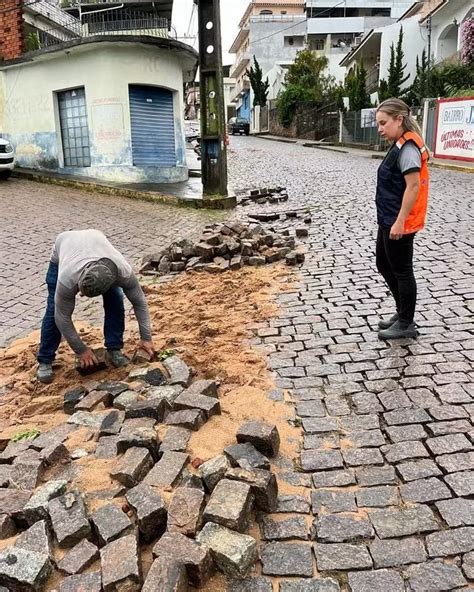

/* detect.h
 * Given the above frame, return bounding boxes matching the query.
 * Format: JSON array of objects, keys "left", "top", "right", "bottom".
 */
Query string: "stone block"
[
  {"left": 22, "top": 480, "right": 67, "bottom": 524},
  {"left": 227, "top": 576, "right": 273, "bottom": 592},
  {"left": 236, "top": 421, "right": 280, "bottom": 457},
  {"left": 312, "top": 469, "right": 356, "bottom": 488},
  {"left": 63, "top": 387, "right": 87, "bottom": 414},
  {"left": 342, "top": 447, "right": 384, "bottom": 466},
  {"left": 0, "top": 547, "right": 52, "bottom": 591},
  {"left": 314, "top": 543, "right": 372, "bottom": 571},
  {"left": 347, "top": 569, "right": 405, "bottom": 592},
  {"left": 99, "top": 410, "right": 125, "bottom": 436},
  {"left": 95, "top": 436, "right": 119, "bottom": 459},
  {"left": 302, "top": 417, "right": 338, "bottom": 434},
  {"left": 279, "top": 579, "right": 340, "bottom": 592},
  {"left": 48, "top": 491, "right": 91, "bottom": 547},
  {"left": 370, "top": 536, "right": 427, "bottom": 568},
  {"left": 153, "top": 532, "right": 213, "bottom": 588},
  {"left": 463, "top": 551, "right": 474, "bottom": 579},
  {"left": 168, "top": 487, "right": 205, "bottom": 537},
  {"left": 174, "top": 391, "right": 220, "bottom": 419},
  {"left": 59, "top": 572, "right": 102, "bottom": 592},
  {"left": 142, "top": 557, "right": 188, "bottom": 592},
  {"left": 145, "top": 368, "right": 167, "bottom": 387},
  {"left": 163, "top": 356, "right": 192, "bottom": 387},
  {"left": 405, "top": 560, "right": 467, "bottom": 592},
  {"left": 385, "top": 424, "right": 427, "bottom": 442},
  {"left": 15, "top": 520, "right": 52, "bottom": 556},
  {"left": 10, "top": 458, "right": 44, "bottom": 490},
  {"left": 166, "top": 409, "right": 206, "bottom": 431},
  {"left": 224, "top": 442, "right": 270, "bottom": 470},
  {"left": 260, "top": 516, "right": 308, "bottom": 541},
  {"left": 197, "top": 522, "right": 258, "bottom": 578},
  {"left": 225, "top": 467, "right": 278, "bottom": 512},
  {"left": 397, "top": 459, "right": 442, "bottom": 482},
  {"left": 125, "top": 484, "right": 167, "bottom": 542},
  {"left": 96, "top": 381, "right": 129, "bottom": 397},
  {"left": 436, "top": 451, "right": 474, "bottom": 473},
  {"left": 315, "top": 514, "right": 374, "bottom": 543},
  {"left": 67, "top": 411, "right": 109, "bottom": 429},
  {"left": 383, "top": 409, "right": 431, "bottom": 425},
  {"left": 161, "top": 427, "right": 192, "bottom": 452},
  {"left": 369, "top": 505, "right": 439, "bottom": 539},
  {"left": 57, "top": 539, "right": 99, "bottom": 575},
  {"left": 0, "top": 489, "right": 33, "bottom": 523},
  {"left": 400, "top": 477, "right": 451, "bottom": 503},
  {"left": 276, "top": 495, "right": 310, "bottom": 514},
  {"left": 184, "top": 380, "right": 218, "bottom": 399},
  {"left": 356, "top": 486, "right": 400, "bottom": 508},
  {"left": 116, "top": 426, "right": 160, "bottom": 460},
  {"left": 426, "top": 433, "right": 472, "bottom": 456},
  {"left": 142, "top": 450, "right": 188, "bottom": 488},
  {"left": 125, "top": 398, "right": 168, "bottom": 422},
  {"left": 91, "top": 504, "right": 134, "bottom": 547},
  {"left": 101, "top": 534, "right": 141, "bottom": 592},
  {"left": 300, "top": 450, "right": 343, "bottom": 472},
  {"left": 199, "top": 455, "right": 231, "bottom": 492},
  {"left": 426, "top": 527, "right": 474, "bottom": 557},
  {"left": 381, "top": 440, "right": 429, "bottom": 463},
  {"left": 311, "top": 489, "right": 357, "bottom": 514},
  {"left": 436, "top": 498, "right": 474, "bottom": 527},
  {"left": 355, "top": 466, "right": 397, "bottom": 487},
  {"left": 261, "top": 542, "right": 313, "bottom": 577},
  {"left": 202, "top": 479, "right": 253, "bottom": 533},
  {"left": 114, "top": 390, "right": 140, "bottom": 410},
  {"left": 75, "top": 390, "right": 111, "bottom": 411},
  {"left": 110, "top": 447, "right": 153, "bottom": 488},
  {"left": 444, "top": 470, "right": 474, "bottom": 496},
  {"left": 0, "top": 515, "right": 16, "bottom": 539},
  {"left": 0, "top": 466, "right": 11, "bottom": 488}
]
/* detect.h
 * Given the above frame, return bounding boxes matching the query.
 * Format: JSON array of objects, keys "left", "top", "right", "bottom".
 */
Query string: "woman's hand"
[
  {"left": 390, "top": 220, "right": 405, "bottom": 240},
  {"left": 138, "top": 340, "right": 156, "bottom": 357}
]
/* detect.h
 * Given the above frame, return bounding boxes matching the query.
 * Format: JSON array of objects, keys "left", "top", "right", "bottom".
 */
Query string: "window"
[
  {"left": 259, "top": 9, "right": 273, "bottom": 15},
  {"left": 57, "top": 87, "right": 91, "bottom": 168},
  {"left": 288, "top": 37, "right": 294, "bottom": 46},
  {"left": 281, "top": 10, "right": 287, "bottom": 14}
]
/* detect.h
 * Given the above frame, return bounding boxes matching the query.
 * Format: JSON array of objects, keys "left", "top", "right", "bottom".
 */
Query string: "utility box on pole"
[{"left": 195, "top": 0, "right": 228, "bottom": 197}]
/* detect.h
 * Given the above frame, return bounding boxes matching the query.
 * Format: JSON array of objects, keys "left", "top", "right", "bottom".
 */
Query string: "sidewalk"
[
  {"left": 257, "top": 134, "right": 474, "bottom": 173},
  {"left": 12, "top": 148, "right": 236, "bottom": 210}
]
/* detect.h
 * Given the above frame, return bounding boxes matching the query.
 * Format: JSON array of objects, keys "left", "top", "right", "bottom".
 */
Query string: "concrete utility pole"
[{"left": 195, "top": 0, "right": 228, "bottom": 196}]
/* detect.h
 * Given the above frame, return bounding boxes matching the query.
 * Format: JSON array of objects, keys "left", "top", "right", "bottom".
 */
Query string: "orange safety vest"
[{"left": 396, "top": 131, "right": 430, "bottom": 234}]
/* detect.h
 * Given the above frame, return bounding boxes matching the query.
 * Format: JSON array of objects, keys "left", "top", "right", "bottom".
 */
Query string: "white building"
[
  {"left": 306, "top": 0, "right": 414, "bottom": 82},
  {"left": 340, "top": 0, "right": 474, "bottom": 98}
]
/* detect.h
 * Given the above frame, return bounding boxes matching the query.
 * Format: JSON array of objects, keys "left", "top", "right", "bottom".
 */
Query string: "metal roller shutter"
[{"left": 129, "top": 85, "right": 176, "bottom": 167}]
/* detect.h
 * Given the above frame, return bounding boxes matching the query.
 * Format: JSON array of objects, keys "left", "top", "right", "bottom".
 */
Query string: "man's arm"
[
  {"left": 122, "top": 275, "right": 153, "bottom": 344},
  {"left": 54, "top": 285, "right": 88, "bottom": 355}
]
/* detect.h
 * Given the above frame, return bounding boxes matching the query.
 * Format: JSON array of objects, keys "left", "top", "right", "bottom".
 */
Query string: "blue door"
[{"left": 129, "top": 85, "right": 176, "bottom": 166}]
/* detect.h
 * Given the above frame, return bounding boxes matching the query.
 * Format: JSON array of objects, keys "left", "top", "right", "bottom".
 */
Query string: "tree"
[
  {"left": 247, "top": 57, "right": 269, "bottom": 108},
  {"left": 378, "top": 27, "right": 410, "bottom": 101},
  {"left": 276, "top": 48, "right": 336, "bottom": 126},
  {"left": 346, "top": 62, "right": 371, "bottom": 111}
]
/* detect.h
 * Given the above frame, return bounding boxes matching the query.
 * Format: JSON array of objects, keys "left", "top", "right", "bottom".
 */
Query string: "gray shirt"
[
  {"left": 51, "top": 229, "right": 152, "bottom": 354},
  {"left": 398, "top": 142, "right": 422, "bottom": 175}
]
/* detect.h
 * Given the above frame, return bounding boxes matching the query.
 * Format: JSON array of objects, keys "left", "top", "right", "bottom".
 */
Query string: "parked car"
[
  {"left": 228, "top": 117, "right": 250, "bottom": 136},
  {"left": 0, "top": 138, "right": 15, "bottom": 179}
]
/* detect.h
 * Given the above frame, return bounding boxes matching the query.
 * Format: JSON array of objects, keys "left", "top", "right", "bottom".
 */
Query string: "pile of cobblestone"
[
  {"left": 238, "top": 187, "right": 289, "bottom": 206},
  {"left": 141, "top": 219, "right": 308, "bottom": 277},
  {"left": 0, "top": 354, "right": 284, "bottom": 591}
]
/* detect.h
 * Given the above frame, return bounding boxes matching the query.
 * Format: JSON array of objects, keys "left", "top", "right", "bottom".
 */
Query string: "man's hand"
[
  {"left": 79, "top": 348, "right": 98, "bottom": 369},
  {"left": 138, "top": 340, "right": 155, "bottom": 357},
  {"left": 390, "top": 220, "right": 405, "bottom": 240}
]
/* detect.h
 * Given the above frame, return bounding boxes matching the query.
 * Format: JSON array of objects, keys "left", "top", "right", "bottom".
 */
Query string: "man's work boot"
[
  {"left": 378, "top": 320, "right": 417, "bottom": 340},
  {"left": 106, "top": 349, "right": 130, "bottom": 368},
  {"left": 378, "top": 312, "right": 399, "bottom": 330},
  {"left": 37, "top": 363, "right": 53, "bottom": 384}
]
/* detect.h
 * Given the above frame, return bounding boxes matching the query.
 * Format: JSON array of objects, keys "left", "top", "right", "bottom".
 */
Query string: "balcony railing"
[
  {"left": 231, "top": 79, "right": 250, "bottom": 103},
  {"left": 230, "top": 51, "right": 251, "bottom": 79}
]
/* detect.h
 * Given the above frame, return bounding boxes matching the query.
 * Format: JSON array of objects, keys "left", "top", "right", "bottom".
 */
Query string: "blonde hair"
[{"left": 377, "top": 98, "right": 423, "bottom": 137}]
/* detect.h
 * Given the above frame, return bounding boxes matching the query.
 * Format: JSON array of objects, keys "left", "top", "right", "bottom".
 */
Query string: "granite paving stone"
[
  {"left": 381, "top": 440, "right": 429, "bottom": 463},
  {"left": 261, "top": 542, "right": 313, "bottom": 577},
  {"left": 426, "top": 527, "right": 474, "bottom": 557},
  {"left": 436, "top": 451, "right": 474, "bottom": 473},
  {"left": 279, "top": 579, "right": 340, "bottom": 592},
  {"left": 436, "top": 498, "right": 474, "bottom": 527},
  {"left": 396, "top": 459, "right": 442, "bottom": 482},
  {"left": 444, "top": 470, "right": 474, "bottom": 496},
  {"left": 315, "top": 513, "right": 374, "bottom": 542},
  {"left": 425, "top": 433, "right": 472, "bottom": 456},
  {"left": 400, "top": 477, "right": 452, "bottom": 503},
  {"left": 260, "top": 515, "right": 308, "bottom": 541},
  {"left": 347, "top": 569, "right": 405, "bottom": 591},
  {"left": 462, "top": 551, "right": 474, "bottom": 579},
  {"left": 405, "top": 560, "right": 468, "bottom": 591},
  {"left": 311, "top": 489, "right": 357, "bottom": 514},
  {"left": 312, "top": 469, "right": 356, "bottom": 488},
  {"left": 314, "top": 543, "right": 372, "bottom": 571},
  {"left": 370, "top": 536, "right": 427, "bottom": 568},
  {"left": 300, "top": 450, "right": 344, "bottom": 471},
  {"left": 385, "top": 424, "right": 428, "bottom": 442},
  {"left": 142, "top": 557, "right": 187, "bottom": 592},
  {"left": 202, "top": 479, "right": 253, "bottom": 533},
  {"left": 342, "top": 447, "right": 384, "bottom": 467},
  {"left": 355, "top": 466, "right": 397, "bottom": 487},
  {"left": 356, "top": 485, "right": 400, "bottom": 508},
  {"left": 369, "top": 505, "right": 439, "bottom": 538}
]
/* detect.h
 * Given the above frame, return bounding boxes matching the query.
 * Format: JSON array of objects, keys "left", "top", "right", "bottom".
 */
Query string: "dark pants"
[
  {"left": 376, "top": 226, "right": 417, "bottom": 325},
  {"left": 37, "top": 262, "right": 125, "bottom": 364}
]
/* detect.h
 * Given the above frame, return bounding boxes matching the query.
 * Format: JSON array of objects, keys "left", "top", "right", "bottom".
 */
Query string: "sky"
[{"left": 172, "top": 0, "right": 249, "bottom": 66}]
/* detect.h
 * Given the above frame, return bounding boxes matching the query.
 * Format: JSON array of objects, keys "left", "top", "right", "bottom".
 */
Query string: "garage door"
[{"left": 129, "top": 85, "right": 176, "bottom": 167}]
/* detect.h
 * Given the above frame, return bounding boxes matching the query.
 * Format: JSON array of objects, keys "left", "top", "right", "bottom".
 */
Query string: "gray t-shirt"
[
  {"left": 51, "top": 229, "right": 152, "bottom": 354},
  {"left": 398, "top": 142, "right": 422, "bottom": 175}
]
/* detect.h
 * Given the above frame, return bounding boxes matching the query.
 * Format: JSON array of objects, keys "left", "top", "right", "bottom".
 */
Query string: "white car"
[{"left": 0, "top": 137, "right": 15, "bottom": 179}]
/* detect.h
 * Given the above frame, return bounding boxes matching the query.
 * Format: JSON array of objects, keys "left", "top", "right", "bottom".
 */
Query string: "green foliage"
[
  {"left": 378, "top": 27, "right": 410, "bottom": 101},
  {"left": 276, "top": 49, "right": 336, "bottom": 126},
  {"left": 405, "top": 58, "right": 474, "bottom": 103},
  {"left": 24, "top": 32, "right": 41, "bottom": 52},
  {"left": 11, "top": 428, "right": 41, "bottom": 443},
  {"left": 247, "top": 57, "right": 270, "bottom": 108},
  {"left": 157, "top": 348, "right": 175, "bottom": 361},
  {"left": 346, "top": 62, "right": 372, "bottom": 111}
]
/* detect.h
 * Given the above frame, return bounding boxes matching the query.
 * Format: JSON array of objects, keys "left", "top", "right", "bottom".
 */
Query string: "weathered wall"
[
  {"left": 0, "top": 41, "right": 191, "bottom": 183},
  {"left": 0, "top": 0, "right": 24, "bottom": 61}
]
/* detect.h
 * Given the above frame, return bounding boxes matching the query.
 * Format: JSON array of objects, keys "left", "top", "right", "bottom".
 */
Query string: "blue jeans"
[{"left": 37, "top": 262, "right": 125, "bottom": 364}]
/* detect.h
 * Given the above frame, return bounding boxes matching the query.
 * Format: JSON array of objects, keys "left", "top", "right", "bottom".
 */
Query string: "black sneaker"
[
  {"left": 378, "top": 313, "right": 399, "bottom": 330},
  {"left": 37, "top": 363, "right": 53, "bottom": 384},
  {"left": 105, "top": 350, "right": 130, "bottom": 368},
  {"left": 378, "top": 320, "right": 417, "bottom": 340}
]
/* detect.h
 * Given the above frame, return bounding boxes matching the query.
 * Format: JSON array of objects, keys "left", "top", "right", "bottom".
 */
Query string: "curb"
[
  {"left": 430, "top": 162, "right": 474, "bottom": 174},
  {"left": 12, "top": 169, "right": 236, "bottom": 210}
]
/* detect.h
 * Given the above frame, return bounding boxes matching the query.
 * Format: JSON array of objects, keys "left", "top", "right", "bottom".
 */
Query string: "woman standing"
[{"left": 375, "top": 98, "right": 430, "bottom": 340}]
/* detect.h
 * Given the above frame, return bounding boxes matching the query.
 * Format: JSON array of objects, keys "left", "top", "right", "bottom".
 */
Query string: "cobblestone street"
[{"left": 1, "top": 136, "right": 473, "bottom": 590}]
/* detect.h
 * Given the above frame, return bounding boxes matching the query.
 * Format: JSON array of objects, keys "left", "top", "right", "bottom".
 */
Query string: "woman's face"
[{"left": 376, "top": 110, "right": 404, "bottom": 141}]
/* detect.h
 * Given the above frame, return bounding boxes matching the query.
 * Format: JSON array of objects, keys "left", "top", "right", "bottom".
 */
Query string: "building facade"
[{"left": 0, "top": 0, "right": 198, "bottom": 183}]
